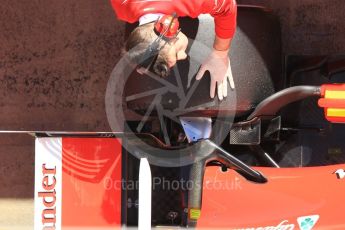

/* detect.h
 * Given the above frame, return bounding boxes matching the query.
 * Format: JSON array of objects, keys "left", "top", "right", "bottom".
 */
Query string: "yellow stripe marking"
[
  {"left": 327, "top": 108, "right": 345, "bottom": 117},
  {"left": 189, "top": 209, "right": 201, "bottom": 220},
  {"left": 325, "top": 90, "right": 345, "bottom": 99}
]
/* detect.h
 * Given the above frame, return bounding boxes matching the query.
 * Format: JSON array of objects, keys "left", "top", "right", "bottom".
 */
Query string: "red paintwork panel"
[
  {"left": 198, "top": 165, "right": 345, "bottom": 229},
  {"left": 61, "top": 138, "right": 122, "bottom": 227}
]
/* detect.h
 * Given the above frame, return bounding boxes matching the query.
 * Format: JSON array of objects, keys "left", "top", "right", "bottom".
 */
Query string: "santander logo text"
[
  {"left": 38, "top": 163, "right": 57, "bottom": 229},
  {"left": 236, "top": 220, "right": 295, "bottom": 230}
]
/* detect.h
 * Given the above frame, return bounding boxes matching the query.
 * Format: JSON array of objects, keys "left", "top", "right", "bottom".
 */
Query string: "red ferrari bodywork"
[{"left": 198, "top": 165, "right": 345, "bottom": 229}]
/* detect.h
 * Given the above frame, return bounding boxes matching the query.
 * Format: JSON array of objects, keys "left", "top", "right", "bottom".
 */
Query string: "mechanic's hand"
[{"left": 196, "top": 49, "right": 235, "bottom": 100}]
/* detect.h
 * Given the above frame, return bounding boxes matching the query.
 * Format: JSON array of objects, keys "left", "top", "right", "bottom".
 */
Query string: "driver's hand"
[{"left": 196, "top": 49, "right": 235, "bottom": 100}]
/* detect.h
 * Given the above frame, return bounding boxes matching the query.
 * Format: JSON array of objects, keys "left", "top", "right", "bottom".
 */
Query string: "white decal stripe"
[
  {"left": 214, "top": 0, "right": 226, "bottom": 13},
  {"left": 34, "top": 138, "right": 62, "bottom": 230},
  {"left": 138, "top": 158, "right": 152, "bottom": 230}
]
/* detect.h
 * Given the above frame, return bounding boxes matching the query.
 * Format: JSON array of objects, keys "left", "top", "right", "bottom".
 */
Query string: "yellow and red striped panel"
[{"left": 318, "top": 84, "right": 345, "bottom": 123}]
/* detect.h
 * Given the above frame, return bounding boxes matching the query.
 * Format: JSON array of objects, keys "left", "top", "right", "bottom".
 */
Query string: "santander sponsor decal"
[
  {"left": 34, "top": 138, "right": 62, "bottom": 230},
  {"left": 236, "top": 220, "right": 295, "bottom": 230},
  {"left": 236, "top": 215, "right": 320, "bottom": 230},
  {"left": 38, "top": 164, "right": 58, "bottom": 228},
  {"left": 34, "top": 137, "right": 122, "bottom": 229}
]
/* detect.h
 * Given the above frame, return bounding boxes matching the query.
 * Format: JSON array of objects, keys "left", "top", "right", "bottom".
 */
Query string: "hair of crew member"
[{"left": 125, "top": 22, "right": 172, "bottom": 78}]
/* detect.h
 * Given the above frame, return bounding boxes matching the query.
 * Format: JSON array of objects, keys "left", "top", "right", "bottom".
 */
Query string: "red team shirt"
[{"left": 110, "top": 0, "right": 237, "bottom": 39}]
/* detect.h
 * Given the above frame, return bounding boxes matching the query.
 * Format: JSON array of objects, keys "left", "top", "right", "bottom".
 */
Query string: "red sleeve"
[
  {"left": 210, "top": 0, "right": 237, "bottom": 39},
  {"left": 110, "top": 0, "right": 237, "bottom": 38}
]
